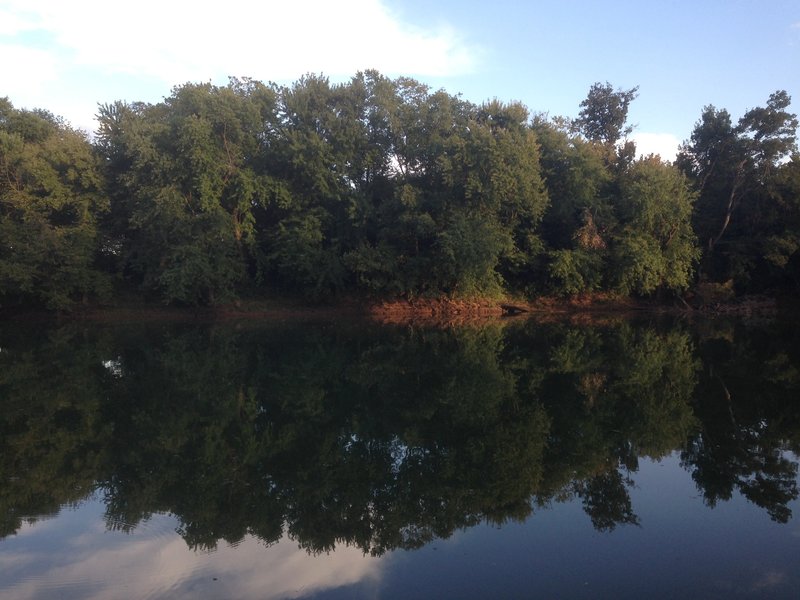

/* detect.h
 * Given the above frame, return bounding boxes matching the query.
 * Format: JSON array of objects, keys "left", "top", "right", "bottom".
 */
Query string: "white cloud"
[
  {"left": 0, "top": 0, "right": 477, "bottom": 130},
  {"left": 631, "top": 132, "right": 681, "bottom": 162},
  {"left": 0, "top": 44, "right": 59, "bottom": 92},
  {"left": 0, "top": 12, "right": 37, "bottom": 36},
  {"left": 1, "top": 509, "right": 385, "bottom": 600},
  {"left": 1, "top": 0, "right": 476, "bottom": 83}
]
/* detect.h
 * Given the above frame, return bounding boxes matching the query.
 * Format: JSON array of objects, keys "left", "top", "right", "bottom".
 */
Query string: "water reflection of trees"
[
  {"left": 0, "top": 324, "right": 113, "bottom": 538},
  {"left": 0, "top": 317, "right": 798, "bottom": 553},
  {"left": 681, "top": 320, "right": 800, "bottom": 523}
]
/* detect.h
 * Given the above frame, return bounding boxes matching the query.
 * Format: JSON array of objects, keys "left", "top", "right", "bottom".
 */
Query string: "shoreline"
[{"left": 0, "top": 293, "right": 790, "bottom": 326}]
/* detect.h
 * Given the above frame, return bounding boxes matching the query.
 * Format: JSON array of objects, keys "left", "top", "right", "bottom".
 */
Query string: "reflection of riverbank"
[{"left": 0, "top": 317, "right": 798, "bottom": 555}]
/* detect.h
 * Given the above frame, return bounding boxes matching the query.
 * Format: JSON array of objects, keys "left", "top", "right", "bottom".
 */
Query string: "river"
[{"left": 1, "top": 315, "right": 799, "bottom": 598}]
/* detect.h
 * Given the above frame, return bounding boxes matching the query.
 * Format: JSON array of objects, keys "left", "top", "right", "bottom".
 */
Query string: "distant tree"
[
  {"left": 4, "top": 73, "right": 799, "bottom": 307},
  {"left": 364, "top": 78, "right": 480, "bottom": 295}
]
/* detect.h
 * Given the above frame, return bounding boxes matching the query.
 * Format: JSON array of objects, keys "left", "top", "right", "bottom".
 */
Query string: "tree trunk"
[{"left": 708, "top": 160, "right": 746, "bottom": 254}]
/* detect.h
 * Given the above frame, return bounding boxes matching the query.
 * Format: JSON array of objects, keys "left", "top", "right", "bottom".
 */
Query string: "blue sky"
[{"left": 2, "top": 0, "right": 798, "bottom": 159}]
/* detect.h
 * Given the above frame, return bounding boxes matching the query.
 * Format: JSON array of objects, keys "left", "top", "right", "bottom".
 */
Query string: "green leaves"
[
  {"left": 678, "top": 91, "right": 799, "bottom": 291},
  {"left": 610, "top": 158, "right": 699, "bottom": 295},
  {"left": 97, "top": 82, "right": 279, "bottom": 304},
  {"left": 548, "top": 248, "right": 604, "bottom": 295},
  {"left": 536, "top": 110, "right": 698, "bottom": 298},
  {"left": 256, "top": 75, "right": 549, "bottom": 299},
  {"left": 4, "top": 77, "right": 799, "bottom": 306},
  {"left": 575, "top": 82, "right": 639, "bottom": 147},
  {"left": 0, "top": 99, "right": 109, "bottom": 309}
]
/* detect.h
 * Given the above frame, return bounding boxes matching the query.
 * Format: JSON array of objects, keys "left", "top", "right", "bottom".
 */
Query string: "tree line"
[{"left": 1, "top": 72, "right": 798, "bottom": 308}]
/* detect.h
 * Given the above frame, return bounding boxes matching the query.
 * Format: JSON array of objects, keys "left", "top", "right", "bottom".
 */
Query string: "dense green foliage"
[
  {"left": 1, "top": 74, "right": 798, "bottom": 307},
  {"left": 2, "top": 318, "right": 798, "bottom": 550},
  {"left": 96, "top": 79, "right": 278, "bottom": 304},
  {"left": 676, "top": 91, "right": 800, "bottom": 292},
  {"left": 0, "top": 100, "right": 109, "bottom": 308}
]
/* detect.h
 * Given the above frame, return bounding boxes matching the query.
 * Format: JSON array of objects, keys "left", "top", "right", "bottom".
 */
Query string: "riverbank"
[{"left": 0, "top": 291, "right": 792, "bottom": 325}]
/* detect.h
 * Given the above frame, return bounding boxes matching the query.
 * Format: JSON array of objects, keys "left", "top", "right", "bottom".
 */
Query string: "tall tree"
[
  {"left": 343, "top": 78, "right": 550, "bottom": 297},
  {"left": 445, "top": 99, "right": 548, "bottom": 296},
  {"left": 610, "top": 157, "right": 699, "bottom": 296},
  {"left": 261, "top": 74, "right": 375, "bottom": 294},
  {"left": 575, "top": 82, "right": 639, "bottom": 148},
  {"left": 96, "top": 80, "right": 279, "bottom": 304},
  {"left": 677, "top": 91, "right": 798, "bottom": 289},
  {"left": 533, "top": 116, "right": 612, "bottom": 295},
  {"left": 0, "top": 99, "right": 109, "bottom": 309},
  {"left": 761, "top": 155, "right": 800, "bottom": 290}
]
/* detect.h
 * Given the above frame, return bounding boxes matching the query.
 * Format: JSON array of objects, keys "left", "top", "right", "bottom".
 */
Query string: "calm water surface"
[{"left": 1, "top": 316, "right": 799, "bottom": 598}]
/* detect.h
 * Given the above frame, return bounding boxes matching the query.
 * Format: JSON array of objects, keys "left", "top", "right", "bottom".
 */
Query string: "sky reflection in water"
[
  {"left": 1, "top": 501, "right": 384, "bottom": 599},
  {"left": 3, "top": 454, "right": 799, "bottom": 599}
]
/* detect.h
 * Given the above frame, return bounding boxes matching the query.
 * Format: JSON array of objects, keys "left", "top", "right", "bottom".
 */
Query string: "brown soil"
[
  {"left": 369, "top": 297, "right": 502, "bottom": 322},
  {"left": 366, "top": 293, "right": 657, "bottom": 326}
]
